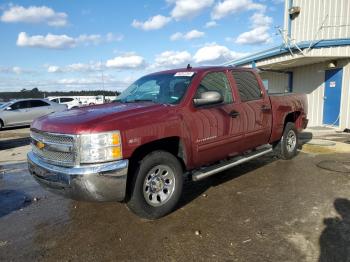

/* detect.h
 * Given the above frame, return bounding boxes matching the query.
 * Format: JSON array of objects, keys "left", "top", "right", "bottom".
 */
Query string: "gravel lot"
[{"left": 1, "top": 127, "right": 350, "bottom": 261}]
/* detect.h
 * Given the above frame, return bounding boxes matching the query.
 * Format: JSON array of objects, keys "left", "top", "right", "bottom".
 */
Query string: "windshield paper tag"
[{"left": 174, "top": 72, "right": 194, "bottom": 77}]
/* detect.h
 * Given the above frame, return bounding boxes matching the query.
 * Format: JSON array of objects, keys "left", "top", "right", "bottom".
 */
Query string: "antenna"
[{"left": 276, "top": 26, "right": 304, "bottom": 56}]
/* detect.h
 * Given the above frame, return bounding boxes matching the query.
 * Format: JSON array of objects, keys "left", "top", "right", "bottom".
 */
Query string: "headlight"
[{"left": 79, "top": 131, "right": 122, "bottom": 164}]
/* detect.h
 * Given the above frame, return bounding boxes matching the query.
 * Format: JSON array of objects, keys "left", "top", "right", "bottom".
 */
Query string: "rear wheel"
[
  {"left": 273, "top": 122, "right": 298, "bottom": 160},
  {"left": 126, "top": 150, "right": 183, "bottom": 219},
  {"left": 0, "top": 120, "right": 3, "bottom": 130}
]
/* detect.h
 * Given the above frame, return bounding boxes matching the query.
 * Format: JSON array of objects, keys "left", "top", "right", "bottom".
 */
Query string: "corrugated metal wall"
[
  {"left": 340, "top": 60, "right": 350, "bottom": 129},
  {"left": 293, "top": 63, "right": 325, "bottom": 127},
  {"left": 288, "top": 0, "right": 350, "bottom": 42}
]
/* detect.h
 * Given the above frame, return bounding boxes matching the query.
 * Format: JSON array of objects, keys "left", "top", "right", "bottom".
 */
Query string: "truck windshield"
[{"left": 116, "top": 72, "right": 195, "bottom": 104}]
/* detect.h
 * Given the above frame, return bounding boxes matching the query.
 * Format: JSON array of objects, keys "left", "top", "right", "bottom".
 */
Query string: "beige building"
[{"left": 228, "top": 0, "right": 350, "bottom": 129}]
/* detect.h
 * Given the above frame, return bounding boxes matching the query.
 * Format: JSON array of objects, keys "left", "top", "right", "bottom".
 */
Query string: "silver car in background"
[{"left": 0, "top": 98, "right": 67, "bottom": 129}]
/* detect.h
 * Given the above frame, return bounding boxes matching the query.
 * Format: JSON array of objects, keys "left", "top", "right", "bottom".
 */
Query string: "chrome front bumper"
[{"left": 27, "top": 152, "right": 128, "bottom": 202}]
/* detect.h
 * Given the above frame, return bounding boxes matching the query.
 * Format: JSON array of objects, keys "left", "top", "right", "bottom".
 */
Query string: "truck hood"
[{"left": 31, "top": 102, "right": 170, "bottom": 134}]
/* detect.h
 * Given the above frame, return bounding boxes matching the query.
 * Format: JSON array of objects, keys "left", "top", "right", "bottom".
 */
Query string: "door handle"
[
  {"left": 228, "top": 110, "right": 240, "bottom": 118},
  {"left": 261, "top": 105, "right": 271, "bottom": 112}
]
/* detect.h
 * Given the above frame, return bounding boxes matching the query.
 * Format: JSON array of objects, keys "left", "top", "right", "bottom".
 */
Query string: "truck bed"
[{"left": 269, "top": 93, "right": 308, "bottom": 143}]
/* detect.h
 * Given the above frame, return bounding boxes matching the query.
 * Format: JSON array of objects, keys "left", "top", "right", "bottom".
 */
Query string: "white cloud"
[
  {"left": 52, "top": 75, "right": 134, "bottom": 92},
  {"left": 235, "top": 12, "right": 273, "bottom": 45},
  {"left": 47, "top": 65, "right": 60, "bottom": 73},
  {"left": 170, "top": 29, "right": 205, "bottom": 41},
  {"left": 250, "top": 12, "right": 273, "bottom": 27},
  {"left": 205, "top": 20, "right": 218, "bottom": 28},
  {"left": 106, "top": 53, "right": 145, "bottom": 69},
  {"left": 16, "top": 32, "right": 123, "bottom": 49},
  {"left": 106, "top": 33, "right": 124, "bottom": 42},
  {"left": 1, "top": 5, "right": 68, "bottom": 26},
  {"left": 211, "top": 0, "right": 265, "bottom": 20},
  {"left": 0, "top": 66, "right": 33, "bottom": 74},
  {"left": 151, "top": 51, "right": 192, "bottom": 69},
  {"left": 47, "top": 62, "right": 103, "bottom": 73},
  {"left": 235, "top": 27, "right": 272, "bottom": 44},
  {"left": 170, "top": 32, "right": 183, "bottom": 41},
  {"left": 132, "top": 15, "right": 171, "bottom": 31},
  {"left": 76, "top": 34, "right": 102, "bottom": 45},
  {"left": 17, "top": 32, "right": 76, "bottom": 49},
  {"left": 193, "top": 43, "right": 247, "bottom": 64},
  {"left": 168, "top": 0, "right": 214, "bottom": 20}
]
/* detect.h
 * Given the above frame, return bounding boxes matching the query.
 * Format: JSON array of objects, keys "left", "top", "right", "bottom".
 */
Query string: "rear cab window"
[{"left": 231, "top": 71, "right": 262, "bottom": 102}]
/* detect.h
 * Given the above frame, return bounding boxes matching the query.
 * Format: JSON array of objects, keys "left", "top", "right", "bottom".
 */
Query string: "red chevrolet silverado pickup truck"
[{"left": 28, "top": 66, "right": 308, "bottom": 219}]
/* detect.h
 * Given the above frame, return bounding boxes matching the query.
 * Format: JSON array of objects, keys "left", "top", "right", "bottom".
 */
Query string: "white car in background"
[
  {"left": 49, "top": 97, "right": 82, "bottom": 109},
  {"left": 0, "top": 98, "right": 67, "bottom": 129}
]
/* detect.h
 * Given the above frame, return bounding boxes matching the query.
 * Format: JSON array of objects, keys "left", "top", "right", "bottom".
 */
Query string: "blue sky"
[{"left": 0, "top": 0, "right": 286, "bottom": 92}]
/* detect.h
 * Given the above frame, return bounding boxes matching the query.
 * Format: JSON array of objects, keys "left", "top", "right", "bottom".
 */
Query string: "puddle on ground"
[
  {"left": 0, "top": 189, "right": 32, "bottom": 217},
  {"left": 302, "top": 144, "right": 336, "bottom": 154},
  {"left": 317, "top": 160, "right": 350, "bottom": 173}
]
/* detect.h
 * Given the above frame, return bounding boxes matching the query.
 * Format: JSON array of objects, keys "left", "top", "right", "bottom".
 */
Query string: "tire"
[
  {"left": 0, "top": 120, "right": 3, "bottom": 130},
  {"left": 126, "top": 150, "right": 183, "bottom": 219},
  {"left": 273, "top": 122, "right": 298, "bottom": 160}
]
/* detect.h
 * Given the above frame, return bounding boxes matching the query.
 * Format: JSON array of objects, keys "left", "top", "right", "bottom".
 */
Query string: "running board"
[{"left": 192, "top": 145, "right": 273, "bottom": 181}]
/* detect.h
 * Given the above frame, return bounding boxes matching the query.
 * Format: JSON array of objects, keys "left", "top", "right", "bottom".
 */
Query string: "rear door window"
[
  {"left": 29, "top": 100, "right": 50, "bottom": 108},
  {"left": 231, "top": 71, "right": 262, "bottom": 102}
]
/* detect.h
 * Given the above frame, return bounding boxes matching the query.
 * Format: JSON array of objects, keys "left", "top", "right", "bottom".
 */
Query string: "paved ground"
[{"left": 1, "top": 127, "right": 350, "bottom": 261}]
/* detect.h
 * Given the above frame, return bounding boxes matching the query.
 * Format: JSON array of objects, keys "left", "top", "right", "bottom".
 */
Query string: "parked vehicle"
[
  {"left": 28, "top": 67, "right": 308, "bottom": 219},
  {"left": 48, "top": 95, "right": 113, "bottom": 108},
  {"left": 49, "top": 97, "right": 81, "bottom": 109},
  {"left": 0, "top": 99, "right": 67, "bottom": 129}
]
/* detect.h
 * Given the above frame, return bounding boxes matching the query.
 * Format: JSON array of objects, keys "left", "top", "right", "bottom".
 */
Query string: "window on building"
[
  {"left": 195, "top": 72, "right": 233, "bottom": 104},
  {"left": 262, "top": 79, "right": 269, "bottom": 91},
  {"left": 231, "top": 71, "right": 262, "bottom": 102}
]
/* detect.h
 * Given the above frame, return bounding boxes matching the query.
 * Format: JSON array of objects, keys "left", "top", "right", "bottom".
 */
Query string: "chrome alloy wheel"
[
  {"left": 143, "top": 165, "right": 176, "bottom": 207},
  {"left": 286, "top": 130, "right": 297, "bottom": 152}
]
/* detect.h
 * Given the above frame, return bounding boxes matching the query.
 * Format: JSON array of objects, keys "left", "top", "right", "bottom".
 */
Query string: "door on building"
[{"left": 323, "top": 68, "right": 343, "bottom": 126}]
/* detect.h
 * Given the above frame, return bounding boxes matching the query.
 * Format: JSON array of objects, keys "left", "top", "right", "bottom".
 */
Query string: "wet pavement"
[{"left": 1, "top": 128, "right": 350, "bottom": 261}]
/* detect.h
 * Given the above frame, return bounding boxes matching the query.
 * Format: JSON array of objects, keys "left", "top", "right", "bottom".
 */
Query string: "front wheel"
[
  {"left": 126, "top": 150, "right": 183, "bottom": 219},
  {"left": 273, "top": 122, "right": 298, "bottom": 160}
]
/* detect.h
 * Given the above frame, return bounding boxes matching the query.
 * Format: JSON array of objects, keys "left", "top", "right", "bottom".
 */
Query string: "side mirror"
[
  {"left": 5, "top": 106, "right": 12, "bottom": 111},
  {"left": 193, "top": 91, "right": 223, "bottom": 107}
]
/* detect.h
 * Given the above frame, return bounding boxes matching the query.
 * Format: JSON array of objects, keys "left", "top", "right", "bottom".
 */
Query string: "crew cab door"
[
  {"left": 187, "top": 71, "right": 245, "bottom": 166},
  {"left": 230, "top": 70, "right": 272, "bottom": 149}
]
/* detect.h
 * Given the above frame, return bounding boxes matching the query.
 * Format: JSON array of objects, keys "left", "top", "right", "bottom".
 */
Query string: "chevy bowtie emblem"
[{"left": 36, "top": 141, "right": 45, "bottom": 149}]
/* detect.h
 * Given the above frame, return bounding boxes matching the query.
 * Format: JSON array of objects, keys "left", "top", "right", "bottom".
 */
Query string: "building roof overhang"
[{"left": 227, "top": 38, "right": 350, "bottom": 68}]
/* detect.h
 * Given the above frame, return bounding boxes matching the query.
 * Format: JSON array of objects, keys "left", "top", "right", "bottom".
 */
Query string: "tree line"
[{"left": 0, "top": 88, "right": 120, "bottom": 101}]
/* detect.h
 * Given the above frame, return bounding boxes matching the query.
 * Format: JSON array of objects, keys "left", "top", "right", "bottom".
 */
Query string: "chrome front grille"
[{"left": 30, "top": 130, "right": 77, "bottom": 167}]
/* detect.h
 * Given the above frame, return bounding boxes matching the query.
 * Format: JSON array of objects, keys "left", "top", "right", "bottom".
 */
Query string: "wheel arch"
[
  {"left": 283, "top": 111, "right": 302, "bottom": 129},
  {"left": 128, "top": 136, "right": 187, "bottom": 170}
]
